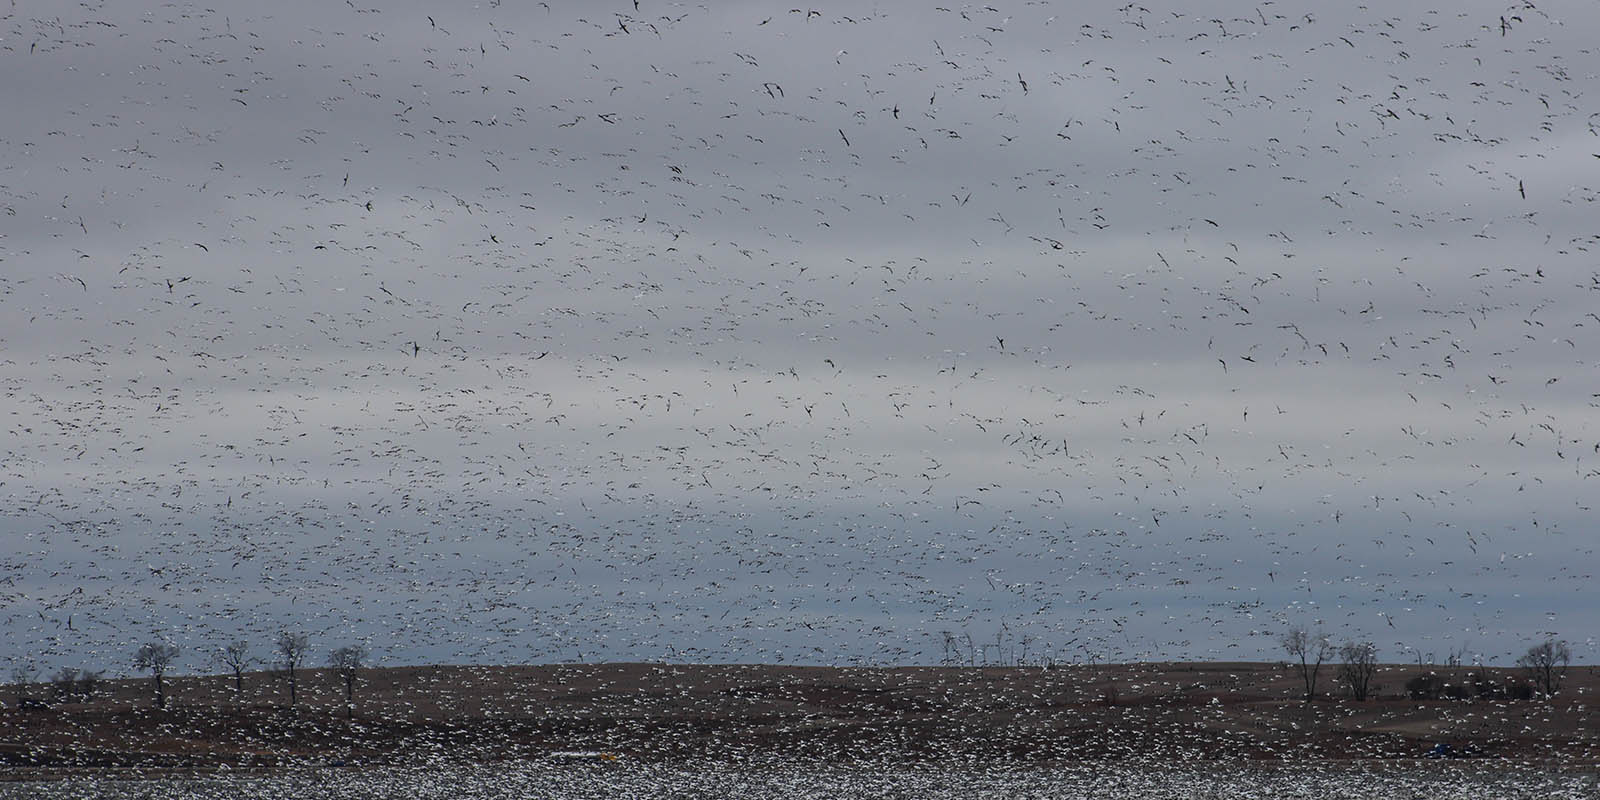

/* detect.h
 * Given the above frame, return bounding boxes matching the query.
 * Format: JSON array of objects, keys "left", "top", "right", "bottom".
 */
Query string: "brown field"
[{"left": 3, "top": 661, "right": 1597, "bottom": 778}]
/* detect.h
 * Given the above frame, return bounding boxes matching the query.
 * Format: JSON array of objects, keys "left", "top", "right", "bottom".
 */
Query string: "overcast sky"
[{"left": 2, "top": 0, "right": 1597, "bottom": 673}]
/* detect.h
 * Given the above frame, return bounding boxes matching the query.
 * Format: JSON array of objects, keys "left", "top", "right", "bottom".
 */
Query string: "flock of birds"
[
  {"left": 12, "top": 762, "right": 1600, "bottom": 799},
  {"left": 0, "top": 0, "right": 1597, "bottom": 678}
]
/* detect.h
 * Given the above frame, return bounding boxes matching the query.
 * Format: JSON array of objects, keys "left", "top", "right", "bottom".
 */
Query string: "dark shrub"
[
  {"left": 49, "top": 667, "right": 103, "bottom": 702},
  {"left": 75, "top": 669, "right": 103, "bottom": 700},
  {"left": 1406, "top": 673, "right": 1444, "bottom": 700},
  {"left": 1102, "top": 683, "right": 1120, "bottom": 706},
  {"left": 50, "top": 668, "right": 80, "bottom": 701}
]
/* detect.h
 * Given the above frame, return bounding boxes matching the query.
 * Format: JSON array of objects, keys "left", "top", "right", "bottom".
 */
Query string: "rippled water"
[{"left": 4, "top": 762, "right": 1597, "bottom": 800}]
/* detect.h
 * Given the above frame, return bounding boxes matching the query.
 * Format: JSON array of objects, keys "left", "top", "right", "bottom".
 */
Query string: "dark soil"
[{"left": 4, "top": 662, "right": 1596, "bottom": 779}]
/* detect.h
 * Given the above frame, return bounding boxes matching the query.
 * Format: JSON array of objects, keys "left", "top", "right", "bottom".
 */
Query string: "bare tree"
[
  {"left": 133, "top": 643, "right": 180, "bottom": 708},
  {"left": 275, "top": 631, "right": 309, "bottom": 707},
  {"left": 218, "top": 641, "right": 253, "bottom": 697},
  {"left": 1281, "top": 627, "right": 1334, "bottom": 702},
  {"left": 1337, "top": 640, "right": 1379, "bottom": 701},
  {"left": 327, "top": 645, "right": 368, "bottom": 718},
  {"left": 1516, "top": 638, "right": 1571, "bottom": 697}
]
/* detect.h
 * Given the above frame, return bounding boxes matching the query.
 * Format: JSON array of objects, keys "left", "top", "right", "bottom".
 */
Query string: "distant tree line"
[
  {"left": 6, "top": 631, "right": 370, "bottom": 712},
  {"left": 1279, "top": 627, "right": 1574, "bottom": 702},
  {"left": 4, "top": 631, "right": 1580, "bottom": 708}
]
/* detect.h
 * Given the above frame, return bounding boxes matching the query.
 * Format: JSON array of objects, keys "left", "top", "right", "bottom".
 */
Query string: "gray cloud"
[{"left": 2, "top": 0, "right": 1598, "bottom": 672}]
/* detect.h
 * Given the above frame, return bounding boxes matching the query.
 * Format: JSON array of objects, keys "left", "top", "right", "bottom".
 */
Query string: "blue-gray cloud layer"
[{"left": 2, "top": 0, "right": 1596, "bottom": 672}]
